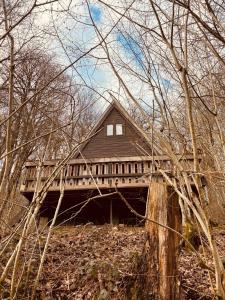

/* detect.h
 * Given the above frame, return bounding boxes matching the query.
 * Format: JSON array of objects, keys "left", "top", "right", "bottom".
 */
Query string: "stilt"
[
  {"left": 39, "top": 217, "right": 48, "bottom": 230},
  {"left": 110, "top": 199, "right": 113, "bottom": 225}
]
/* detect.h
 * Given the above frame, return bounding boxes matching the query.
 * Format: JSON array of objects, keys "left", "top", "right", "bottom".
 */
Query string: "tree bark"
[{"left": 144, "top": 180, "right": 182, "bottom": 300}]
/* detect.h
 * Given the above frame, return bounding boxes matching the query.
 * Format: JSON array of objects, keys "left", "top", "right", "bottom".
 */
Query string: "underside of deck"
[{"left": 23, "top": 187, "right": 148, "bottom": 225}]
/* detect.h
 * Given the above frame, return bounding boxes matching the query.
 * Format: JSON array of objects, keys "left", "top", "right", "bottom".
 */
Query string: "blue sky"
[
  {"left": 89, "top": 4, "right": 102, "bottom": 22},
  {"left": 116, "top": 32, "right": 144, "bottom": 69}
]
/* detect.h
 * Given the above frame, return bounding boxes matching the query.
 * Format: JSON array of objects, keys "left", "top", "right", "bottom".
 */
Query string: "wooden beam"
[
  {"left": 25, "top": 172, "right": 155, "bottom": 180},
  {"left": 24, "top": 154, "right": 197, "bottom": 166},
  {"left": 21, "top": 182, "right": 150, "bottom": 193}
]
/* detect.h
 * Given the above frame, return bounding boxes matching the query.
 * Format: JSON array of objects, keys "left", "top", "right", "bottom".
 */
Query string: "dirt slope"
[{"left": 2, "top": 225, "right": 225, "bottom": 299}]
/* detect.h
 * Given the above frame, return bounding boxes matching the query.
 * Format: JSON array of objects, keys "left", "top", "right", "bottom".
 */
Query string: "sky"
[
  {"left": 33, "top": 0, "right": 173, "bottom": 113},
  {"left": 51, "top": 2, "right": 121, "bottom": 106}
]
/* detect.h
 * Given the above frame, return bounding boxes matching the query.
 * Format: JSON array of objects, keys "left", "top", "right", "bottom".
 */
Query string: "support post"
[
  {"left": 110, "top": 199, "right": 113, "bottom": 225},
  {"left": 39, "top": 217, "right": 48, "bottom": 231},
  {"left": 144, "top": 180, "right": 181, "bottom": 299}
]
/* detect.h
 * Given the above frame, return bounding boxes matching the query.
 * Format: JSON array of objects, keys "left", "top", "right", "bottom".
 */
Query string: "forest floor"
[{"left": 1, "top": 224, "right": 225, "bottom": 299}]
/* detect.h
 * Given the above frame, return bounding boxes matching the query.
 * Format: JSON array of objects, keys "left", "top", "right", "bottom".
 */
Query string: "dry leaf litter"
[{"left": 1, "top": 225, "right": 225, "bottom": 299}]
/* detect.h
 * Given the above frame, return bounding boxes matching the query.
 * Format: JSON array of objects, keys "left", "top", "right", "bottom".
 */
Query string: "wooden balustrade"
[{"left": 20, "top": 155, "right": 196, "bottom": 193}]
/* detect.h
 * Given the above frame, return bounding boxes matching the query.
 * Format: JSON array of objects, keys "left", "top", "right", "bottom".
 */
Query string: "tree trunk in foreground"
[{"left": 144, "top": 180, "right": 182, "bottom": 300}]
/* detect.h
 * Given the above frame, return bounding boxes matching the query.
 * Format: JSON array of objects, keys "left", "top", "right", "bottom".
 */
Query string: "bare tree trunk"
[
  {"left": 144, "top": 180, "right": 182, "bottom": 300},
  {"left": 0, "top": 0, "right": 15, "bottom": 227}
]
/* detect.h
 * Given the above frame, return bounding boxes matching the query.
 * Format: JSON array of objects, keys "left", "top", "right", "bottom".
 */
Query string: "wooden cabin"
[{"left": 20, "top": 101, "right": 196, "bottom": 225}]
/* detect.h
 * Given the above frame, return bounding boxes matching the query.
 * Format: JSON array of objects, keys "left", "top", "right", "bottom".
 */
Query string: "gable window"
[
  {"left": 116, "top": 124, "right": 123, "bottom": 135},
  {"left": 107, "top": 124, "right": 113, "bottom": 136}
]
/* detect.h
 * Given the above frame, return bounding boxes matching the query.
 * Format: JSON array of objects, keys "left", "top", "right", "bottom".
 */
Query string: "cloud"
[{"left": 32, "top": 0, "right": 171, "bottom": 110}]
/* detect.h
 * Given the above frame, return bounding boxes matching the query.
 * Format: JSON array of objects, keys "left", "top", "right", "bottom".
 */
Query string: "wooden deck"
[{"left": 20, "top": 155, "right": 196, "bottom": 193}]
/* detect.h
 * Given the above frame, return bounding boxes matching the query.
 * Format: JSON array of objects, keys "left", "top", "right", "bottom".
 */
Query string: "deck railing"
[{"left": 20, "top": 155, "right": 195, "bottom": 192}]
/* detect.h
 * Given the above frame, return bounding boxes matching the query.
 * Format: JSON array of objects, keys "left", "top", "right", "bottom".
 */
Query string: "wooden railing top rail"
[{"left": 24, "top": 154, "right": 197, "bottom": 167}]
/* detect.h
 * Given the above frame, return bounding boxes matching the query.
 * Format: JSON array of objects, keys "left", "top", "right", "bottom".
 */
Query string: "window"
[
  {"left": 107, "top": 124, "right": 113, "bottom": 136},
  {"left": 107, "top": 124, "right": 123, "bottom": 136},
  {"left": 116, "top": 124, "right": 123, "bottom": 135}
]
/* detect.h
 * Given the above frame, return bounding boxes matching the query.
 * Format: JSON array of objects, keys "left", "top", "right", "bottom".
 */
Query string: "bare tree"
[{"left": 86, "top": 0, "right": 225, "bottom": 297}]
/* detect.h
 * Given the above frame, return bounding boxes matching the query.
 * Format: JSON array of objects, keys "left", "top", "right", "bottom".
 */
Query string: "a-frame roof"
[{"left": 75, "top": 99, "right": 152, "bottom": 159}]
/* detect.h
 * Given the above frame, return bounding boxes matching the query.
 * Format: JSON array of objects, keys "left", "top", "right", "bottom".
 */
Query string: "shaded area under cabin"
[{"left": 23, "top": 187, "right": 148, "bottom": 225}]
